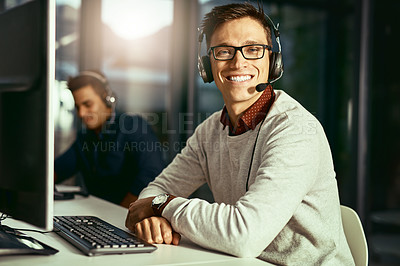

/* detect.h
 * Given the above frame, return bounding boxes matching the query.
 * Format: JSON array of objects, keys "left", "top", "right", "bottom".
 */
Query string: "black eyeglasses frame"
[{"left": 208, "top": 44, "right": 272, "bottom": 61}]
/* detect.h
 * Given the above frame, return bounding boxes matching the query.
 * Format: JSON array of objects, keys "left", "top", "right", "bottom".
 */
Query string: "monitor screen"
[{"left": 0, "top": 0, "right": 55, "bottom": 231}]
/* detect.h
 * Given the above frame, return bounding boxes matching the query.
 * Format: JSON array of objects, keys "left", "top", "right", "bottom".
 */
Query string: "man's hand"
[
  {"left": 120, "top": 192, "right": 138, "bottom": 208},
  {"left": 125, "top": 197, "right": 181, "bottom": 245},
  {"left": 134, "top": 216, "right": 181, "bottom": 245},
  {"left": 125, "top": 197, "right": 155, "bottom": 229}
]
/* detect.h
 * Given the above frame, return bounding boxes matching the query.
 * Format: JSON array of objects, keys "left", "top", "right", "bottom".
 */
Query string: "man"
[
  {"left": 125, "top": 3, "right": 354, "bottom": 265},
  {"left": 54, "top": 70, "right": 164, "bottom": 208}
]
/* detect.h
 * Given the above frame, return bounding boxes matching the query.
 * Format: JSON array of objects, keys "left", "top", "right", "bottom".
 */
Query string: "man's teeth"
[{"left": 228, "top": 75, "right": 252, "bottom": 82}]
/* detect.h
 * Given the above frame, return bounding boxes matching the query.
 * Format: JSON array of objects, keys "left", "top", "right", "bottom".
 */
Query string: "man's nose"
[
  {"left": 230, "top": 50, "right": 247, "bottom": 68},
  {"left": 78, "top": 107, "right": 86, "bottom": 118}
]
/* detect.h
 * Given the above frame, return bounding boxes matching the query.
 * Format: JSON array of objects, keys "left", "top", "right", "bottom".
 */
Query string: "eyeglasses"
[{"left": 208, "top": 44, "right": 272, "bottom": 61}]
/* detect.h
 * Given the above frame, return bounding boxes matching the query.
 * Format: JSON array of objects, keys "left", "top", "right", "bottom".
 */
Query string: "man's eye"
[
  {"left": 247, "top": 46, "right": 261, "bottom": 53},
  {"left": 216, "top": 49, "right": 231, "bottom": 56}
]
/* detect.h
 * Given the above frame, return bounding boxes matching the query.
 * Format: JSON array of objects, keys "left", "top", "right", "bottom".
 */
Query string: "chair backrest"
[{"left": 341, "top": 205, "right": 369, "bottom": 266}]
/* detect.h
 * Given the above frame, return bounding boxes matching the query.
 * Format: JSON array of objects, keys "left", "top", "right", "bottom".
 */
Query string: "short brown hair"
[
  {"left": 200, "top": 2, "right": 272, "bottom": 48},
  {"left": 67, "top": 70, "right": 108, "bottom": 100}
]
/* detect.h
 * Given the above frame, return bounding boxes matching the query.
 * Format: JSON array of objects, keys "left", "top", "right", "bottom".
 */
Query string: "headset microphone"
[{"left": 256, "top": 83, "right": 270, "bottom": 92}]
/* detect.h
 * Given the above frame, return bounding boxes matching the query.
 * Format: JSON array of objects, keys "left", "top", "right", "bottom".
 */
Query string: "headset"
[
  {"left": 197, "top": 13, "right": 284, "bottom": 84},
  {"left": 77, "top": 70, "right": 116, "bottom": 108}
]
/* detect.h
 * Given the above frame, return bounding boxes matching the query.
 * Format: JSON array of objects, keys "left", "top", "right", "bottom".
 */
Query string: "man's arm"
[
  {"left": 124, "top": 120, "right": 211, "bottom": 243},
  {"left": 124, "top": 143, "right": 207, "bottom": 244}
]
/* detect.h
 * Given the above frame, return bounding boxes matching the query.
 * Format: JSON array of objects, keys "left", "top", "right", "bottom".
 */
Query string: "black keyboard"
[{"left": 53, "top": 216, "right": 157, "bottom": 256}]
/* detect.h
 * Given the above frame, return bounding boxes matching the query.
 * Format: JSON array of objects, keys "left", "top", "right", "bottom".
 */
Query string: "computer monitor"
[{"left": 0, "top": 0, "right": 55, "bottom": 231}]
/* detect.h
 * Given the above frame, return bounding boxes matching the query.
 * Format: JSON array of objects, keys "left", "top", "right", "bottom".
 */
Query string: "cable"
[{"left": 245, "top": 89, "right": 275, "bottom": 191}]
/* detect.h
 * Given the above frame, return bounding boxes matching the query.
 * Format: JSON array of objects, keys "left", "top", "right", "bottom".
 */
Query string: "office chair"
[{"left": 341, "top": 205, "right": 369, "bottom": 266}]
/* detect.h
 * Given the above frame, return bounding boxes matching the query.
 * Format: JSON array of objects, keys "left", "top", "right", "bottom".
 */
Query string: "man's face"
[
  {"left": 72, "top": 85, "right": 111, "bottom": 132},
  {"left": 209, "top": 17, "right": 270, "bottom": 107}
]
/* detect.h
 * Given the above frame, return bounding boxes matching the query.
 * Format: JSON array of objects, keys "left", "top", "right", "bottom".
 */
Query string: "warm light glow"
[{"left": 102, "top": 0, "right": 173, "bottom": 40}]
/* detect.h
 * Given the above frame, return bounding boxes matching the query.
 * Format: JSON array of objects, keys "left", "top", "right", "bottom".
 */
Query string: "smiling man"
[
  {"left": 125, "top": 3, "right": 354, "bottom": 265},
  {"left": 211, "top": 16, "right": 271, "bottom": 126},
  {"left": 54, "top": 70, "right": 164, "bottom": 208}
]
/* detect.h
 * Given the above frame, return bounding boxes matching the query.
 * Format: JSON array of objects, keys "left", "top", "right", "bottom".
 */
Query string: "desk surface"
[{"left": 1, "top": 195, "right": 270, "bottom": 266}]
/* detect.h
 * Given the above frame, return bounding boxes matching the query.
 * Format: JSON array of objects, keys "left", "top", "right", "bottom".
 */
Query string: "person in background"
[
  {"left": 54, "top": 70, "right": 165, "bottom": 208},
  {"left": 125, "top": 3, "right": 354, "bottom": 265}
]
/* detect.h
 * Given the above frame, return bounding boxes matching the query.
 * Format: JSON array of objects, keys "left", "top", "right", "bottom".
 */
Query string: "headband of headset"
[{"left": 77, "top": 71, "right": 116, "bottom": 107}]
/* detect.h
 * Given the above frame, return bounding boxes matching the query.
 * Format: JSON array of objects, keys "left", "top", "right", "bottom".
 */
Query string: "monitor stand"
[{"left": 0, "top": 223, "right": 58, "bottom": 256}]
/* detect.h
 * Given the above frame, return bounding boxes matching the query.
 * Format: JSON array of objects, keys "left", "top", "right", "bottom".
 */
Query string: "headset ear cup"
[
  {"left": 198, "top": 56, "right": 208, "bottom": 83},
  {"left": 104, "top": 90, "right": 116, "bottom": 108},
  {"left": 105, "top": 95, "right": 112, "bottom": 108},
  {"left": 201, "top": 55, "right": 213, "bottom": 83},
  {"left": 269, "top": 52, "right": 283, "bottom": 81},
  {"left": 269, "top": 52, "right": 277, "bottom": 80}
]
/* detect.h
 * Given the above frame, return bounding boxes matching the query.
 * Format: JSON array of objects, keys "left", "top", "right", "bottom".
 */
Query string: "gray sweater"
[{"left": 139, "top": 90, "right": 355, "bottom": 265}]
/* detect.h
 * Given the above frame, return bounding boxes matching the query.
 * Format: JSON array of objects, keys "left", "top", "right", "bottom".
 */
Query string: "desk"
[{"left": 1, "top": 195, "right": 270, "bottom": 265}]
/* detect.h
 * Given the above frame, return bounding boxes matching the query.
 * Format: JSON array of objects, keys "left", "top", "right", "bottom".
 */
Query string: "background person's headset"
[
  {"left": 197, "top": 13, "right": 284, "bottom": 87},
  {"left": 77, "top": 70, "right": 116, "bottom": 108}
]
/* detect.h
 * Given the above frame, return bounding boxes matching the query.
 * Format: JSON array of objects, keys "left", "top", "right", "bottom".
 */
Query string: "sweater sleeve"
[{"left": 161, "top": 112, "right": 324, "bottom": 258}]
